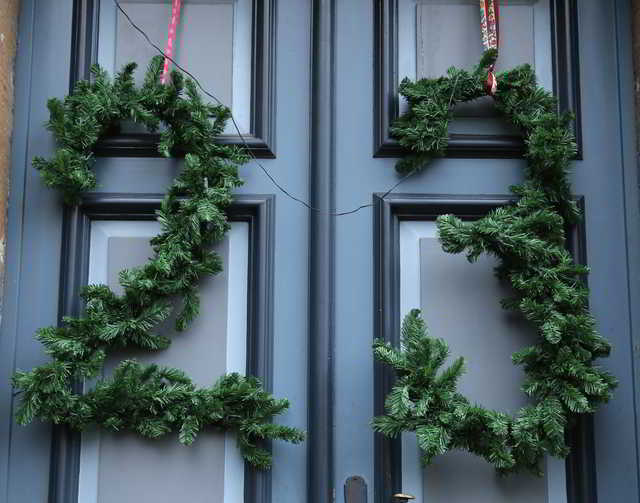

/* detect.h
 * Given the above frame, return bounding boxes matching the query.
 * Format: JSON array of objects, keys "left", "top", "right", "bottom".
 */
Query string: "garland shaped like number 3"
[
  {"left": 373, "top": 48, "right": 617, "bottom": 475},
  {"left": 12, "top": 57, "right": 304, "bottom": 470}
]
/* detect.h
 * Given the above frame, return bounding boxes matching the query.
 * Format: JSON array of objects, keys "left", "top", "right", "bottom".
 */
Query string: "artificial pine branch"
[
  {"left": 376, "top": 52, "right": 617, "bottom": 475},
  {"left": 13, "top": 57, "right": 304, "bottom": 468}
]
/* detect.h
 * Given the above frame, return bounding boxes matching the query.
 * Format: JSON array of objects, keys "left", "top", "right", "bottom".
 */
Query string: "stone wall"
[{"left": 0, "top": 0, "right": 20, "bottom": 309}]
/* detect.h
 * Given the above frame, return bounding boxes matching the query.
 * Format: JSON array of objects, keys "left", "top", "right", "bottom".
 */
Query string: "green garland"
[
  {"left": 373, "top": 51, "right": 617, "bottom": 475},
  {"left": 12, "top": 56, "right": 304, "bottom": 470}
]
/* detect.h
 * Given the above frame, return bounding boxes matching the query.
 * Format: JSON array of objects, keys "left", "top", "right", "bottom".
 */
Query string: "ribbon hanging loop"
[
  {"left": 479, "top": 0, "right": 500, "bottom": 95},
  {"left": 161, "top": 0, "right": 183, "bottom": 84}
]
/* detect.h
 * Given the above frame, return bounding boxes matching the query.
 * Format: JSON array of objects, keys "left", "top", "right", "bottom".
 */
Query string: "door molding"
[
  {"left": 48, "top": 193, "right": 276, "bottom": 503},
  {"left": 308, "top": 0, "right": 336, "bottom": 502},
  {"left": 373, "top": 0, "right": 583, "bottom": 159},
  {"left": 373, "top": 193, "right": 595, "bottom": 503}
]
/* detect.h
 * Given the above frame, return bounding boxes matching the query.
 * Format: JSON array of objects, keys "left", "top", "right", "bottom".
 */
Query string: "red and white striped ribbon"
[
  {"left": 161, "top": 0, "right": 183, "bottom": 84},
  {"left": 479, "top": 0, "right": 500, "bottom": 95}
]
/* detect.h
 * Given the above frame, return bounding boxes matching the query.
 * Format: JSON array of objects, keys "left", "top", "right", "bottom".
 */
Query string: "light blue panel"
[
  {"left": 416, "top": 0, "right": 543, "bottom": 78},
  {"left": 401, "top": 0, "right": 552, "bottom": 135},
  {"left": 97, "top": 0, "right": 253, "bottom": 134},
  {"left": 114, "top": 1, "right": 233, "bottom": 102},
  {"left": 418, "top": 237, "right": 546, "bottom": 502},
  {"left": 78, "top": 224, "right": 232, "bottom": 503}
]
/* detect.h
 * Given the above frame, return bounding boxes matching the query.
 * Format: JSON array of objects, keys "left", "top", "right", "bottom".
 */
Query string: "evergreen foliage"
[
  {"left": 374, "top": 52, "right": 617, "bottom": 475},
  {"left": 13, "top": 57, "right": 304, "bottom": 469}
]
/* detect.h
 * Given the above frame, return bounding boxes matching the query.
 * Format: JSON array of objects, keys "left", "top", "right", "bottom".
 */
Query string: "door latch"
[{"left": 392, "top": 493, "right": 416, "bottom": 502}]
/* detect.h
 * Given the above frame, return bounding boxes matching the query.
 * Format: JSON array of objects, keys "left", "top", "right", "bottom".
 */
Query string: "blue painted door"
[
  {"left": 0, "top": 0, "right": 310, "bottom": 502},
  {"left": 329, "top": 1, "right": 640, "bottom": 503},
  {"left": 1, "top": 1, "right": 639, "bottom": 503}
]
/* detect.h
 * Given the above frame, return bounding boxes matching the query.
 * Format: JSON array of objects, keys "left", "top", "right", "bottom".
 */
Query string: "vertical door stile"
[{"left": 309, "top": 0, "right": 337, "bottom": 502}]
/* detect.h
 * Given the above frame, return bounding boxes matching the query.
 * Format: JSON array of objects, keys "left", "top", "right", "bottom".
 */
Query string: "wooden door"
[
  {"left": 1, "top": 1, "right": 640, "bottom": 503},
  {"left": 326, "top": 1, "right": 640, "bottom": 503},
  {"left": 1, "top": 0, "right": 310, "bottom": 502}
]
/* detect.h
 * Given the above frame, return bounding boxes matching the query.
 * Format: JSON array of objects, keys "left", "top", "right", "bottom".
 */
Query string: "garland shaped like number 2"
[
  {"left": 373, "top": 50, "right": 617, "bottom": 475},
  {"left": 12, "top": 57, "right": 304, "bottom": 470}
]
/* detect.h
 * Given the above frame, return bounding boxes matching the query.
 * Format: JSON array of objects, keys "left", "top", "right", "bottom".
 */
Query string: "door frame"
[
  {"left": 373, "top": 193, "right": 596, "bottom": 503},
  {"left": 46, "top": 193, "right": 275, "bottom": 503}
]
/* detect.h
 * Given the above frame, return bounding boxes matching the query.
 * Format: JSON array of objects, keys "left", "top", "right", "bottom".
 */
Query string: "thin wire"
[{"left": 113, "top": 0, "right": 416, "bottom": 216}]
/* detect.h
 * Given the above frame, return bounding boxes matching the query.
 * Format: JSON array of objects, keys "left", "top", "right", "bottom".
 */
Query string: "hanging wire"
[{"left": 113, "top": 0, "right": 417, "bottom": 216}]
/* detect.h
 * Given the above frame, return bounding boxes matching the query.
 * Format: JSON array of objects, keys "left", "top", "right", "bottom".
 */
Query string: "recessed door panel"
[
  {"left": 98, "top": 0, "right": 252, "bottom": 133},
  {"left": 414, "top": 0, "right": 549, "bottom": 82},
  {"left": 78, "top": 220, "right": 248, "bottom": 503},
  {"left": 397, "top": 0, "right": 553, "bottom": 137},
  {"left": 398, "top": 220, "right": 567, "bottom": 503}
]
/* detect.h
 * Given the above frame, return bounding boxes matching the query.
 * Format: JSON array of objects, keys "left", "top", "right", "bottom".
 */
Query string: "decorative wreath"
[
  {"left": 12, "top": 56, "right": 304, "bottom": 470},
  {"left": 373, "top": 50, "right": 617, "bottom": 475}
]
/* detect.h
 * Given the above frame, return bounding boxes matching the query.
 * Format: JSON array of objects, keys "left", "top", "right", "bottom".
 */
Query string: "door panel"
[
  {"left": 372, "top": 196, "right": 584, "bottom": 503},
  {"left": 1, "top": 0, "right": 310, "bottom": 502},
  {"left": 99, "top": 0, "right": 251, "bottom": 134},
  {"left": 399, "top": 221, "right": 564, "bottom": 502},
  {"left": 413, "top": 0, "right": 551, "bottom": 80},
  {"left": 403, "top": 0, "right": 553, "bottom": 136},
  {"left": 378, "top": 0, "right": 579, "bottom": 158},
  {"left": 77, "top": 221, "right": 246, "bottom": 503},
  {"left": 91, "top": 0, "right": 275, "bottom": 156},
  {"left": 335, "top": 1, "right": 639, "bottom": 503},
  {"left": 46, "top": 195, "right": 274, "bottom": 502}
]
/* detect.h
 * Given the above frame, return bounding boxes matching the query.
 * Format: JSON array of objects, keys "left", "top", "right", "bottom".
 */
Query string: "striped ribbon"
[
  {"left": 480, "top": 0, "right": 500, "bottom": 51},
  {"left": 480, "top": 0, "right": 500, "bottom": 95},
  {"left": 161, "top": 0, "right": 183, "bottom": 84}
]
